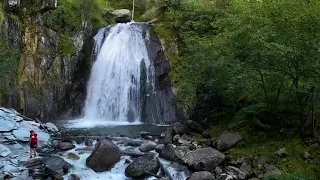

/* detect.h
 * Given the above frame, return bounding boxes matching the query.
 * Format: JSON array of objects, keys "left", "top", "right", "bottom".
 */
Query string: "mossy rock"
[{"left": 66, "top": 152, "right": 80, "bottom": 160}]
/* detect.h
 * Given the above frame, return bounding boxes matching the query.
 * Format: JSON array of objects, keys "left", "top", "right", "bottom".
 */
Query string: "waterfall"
[{"left": 84, "top": 23, "right": 152, "bottom": 123}]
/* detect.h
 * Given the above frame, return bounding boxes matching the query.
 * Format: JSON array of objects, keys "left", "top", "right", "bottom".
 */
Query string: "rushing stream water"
[{"left": 58, "top": 123, "right": 189, "bottom": 180}]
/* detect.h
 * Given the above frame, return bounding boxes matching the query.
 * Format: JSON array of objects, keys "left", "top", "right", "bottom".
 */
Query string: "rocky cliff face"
[
  {"left": 143, "top": 29, "right": 176, "bottom": 124},
  {"left": 1, "top": 2, "right": 176, "bottom": 123},
  {"left": 1, "top": 0, "right": 93, "bottom": 120}
]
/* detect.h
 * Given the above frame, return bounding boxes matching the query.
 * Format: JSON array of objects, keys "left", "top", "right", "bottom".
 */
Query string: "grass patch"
[
  {"left": 228, "top": 130, "right": 320, "bottom": 179},
  {"left": 192, "top": 113, "right": 320, "bottom": 179}
]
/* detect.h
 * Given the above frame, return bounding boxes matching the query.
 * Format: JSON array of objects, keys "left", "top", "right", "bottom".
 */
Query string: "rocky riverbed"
[{"left": 0, "top": 107, "right": 283, "bottom": 180}]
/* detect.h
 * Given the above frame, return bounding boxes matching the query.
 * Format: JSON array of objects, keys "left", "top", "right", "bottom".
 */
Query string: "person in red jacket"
[{"left": 29, "top": 130, "right": 38, "bottom": 158}]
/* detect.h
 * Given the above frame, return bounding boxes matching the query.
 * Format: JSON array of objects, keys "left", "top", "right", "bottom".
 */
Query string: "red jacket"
[{"left": 30, "top": 133, "right": 38, "bottom": 143}]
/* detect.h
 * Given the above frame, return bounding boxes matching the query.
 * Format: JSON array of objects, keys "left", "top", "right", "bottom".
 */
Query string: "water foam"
[{"left": 64, "top": 118, "right": 142, "bottom": 129}]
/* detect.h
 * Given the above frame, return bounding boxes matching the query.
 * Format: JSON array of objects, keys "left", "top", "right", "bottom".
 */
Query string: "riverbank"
[{"left": 1, "top": 107, "right": 319, "bottom": 180}]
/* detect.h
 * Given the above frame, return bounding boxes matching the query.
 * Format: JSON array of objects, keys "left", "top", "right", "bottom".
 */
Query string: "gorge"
[{"left": 1, "top": 0, "right": 320, "bottom": 179}]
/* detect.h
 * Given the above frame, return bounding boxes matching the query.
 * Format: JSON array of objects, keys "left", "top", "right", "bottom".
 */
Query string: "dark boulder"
[
  {"left": 58, "top": 141, "right": 75, "bottom": 151},
  {"left": 172, "top": 122, "right": 190, "bottom": 135},
  {"left": 42, "top": 155, "right": 71, "bottom": 177},
  {"left": 159, "top": 144, "right": 176, "bottom": 161},
  {"left": 182, "top": 147, "right": 225, "bottom": 171},
  {"left": 185, "top": 120, "right": 204, "bottom": 133},
  {"left": 174, "top": 146, "right": 189, "bottom": 162},
  {"left": 213, "top": 133, "right": 243, "bottom": 151},
  {"left": 86, "top": 140, "right": 120, "bottom": 172},
  {"left": 188, "top": 171, "right": 215, "bottom": 180},
  {"left": 125, "top": 154, "right": 159, "bottom": 178}
]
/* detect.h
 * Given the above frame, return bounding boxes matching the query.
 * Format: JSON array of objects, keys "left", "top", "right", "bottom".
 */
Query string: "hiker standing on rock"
[{"left": 29, "top": 130, "right": 38, "bottom": 158}]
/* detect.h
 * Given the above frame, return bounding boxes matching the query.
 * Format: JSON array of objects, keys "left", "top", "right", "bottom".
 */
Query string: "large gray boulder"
[
  {"left": 125, "top": 154, "right": 159, "bottom": 178},
  {"left": 159, "top": 144, "right": 177, "bottom": 161},
  {"left": 86, "top": 140, "right": 121, "bottom": 172},
  {"left": 213, "top": 133, "right": 243, "bottom": 151},
  {"left": 182, "top": 147, "right": 225, "bottom": 171},
  {"left": 139, "top": 140, "right": 157, "bottom": 152},
  {"left": 111, "top": 9, "right": 131, "bottom": 23},
  {"left": 42, "top": 155, "right": 71, "bottom": 177},
  {"left": 58, "top": 141, "right": 75, "bottom": 151},
  {"left": 174, "top": 146, "right": 189, "bottom": 162},
  {"left": 188, "top": 171, "right": 215, "bottom": 180},
  {"left": 44, "top": 122, "right": 58, "bottom": 133}
]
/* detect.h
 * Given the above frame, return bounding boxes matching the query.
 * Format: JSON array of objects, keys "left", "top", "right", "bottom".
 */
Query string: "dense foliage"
[
  {"left": 51, "top": 0, "right": 110, "bottom": 32},
  {"left": 155, "top": 0, "right": 320, "bottom": 135},
  {"left": 153, "top": 1, "right": 320, "bottom": 177}
]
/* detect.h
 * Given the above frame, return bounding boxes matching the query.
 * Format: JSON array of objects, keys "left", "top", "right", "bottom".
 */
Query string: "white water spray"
[{"left": 84, "top": 23, "right": 150, "bottom": 123}]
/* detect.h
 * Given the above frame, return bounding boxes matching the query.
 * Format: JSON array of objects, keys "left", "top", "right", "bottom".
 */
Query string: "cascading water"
[{"left": 84, "top": 23, "right": 152, "bottom": 123}]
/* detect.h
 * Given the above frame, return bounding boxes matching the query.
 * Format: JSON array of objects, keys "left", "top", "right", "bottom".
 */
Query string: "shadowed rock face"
[
  {"left": 1, "top": 0, "right": 93, "bottom": 120},
  {"left": 213, "top": 133, "right": 243, "bottom": 151},
  {"left": 125, "top": 154, "right": 160, "bottom": 178},
  {"left": 143, "top": 30, "right": 176, "bottom": 124}
]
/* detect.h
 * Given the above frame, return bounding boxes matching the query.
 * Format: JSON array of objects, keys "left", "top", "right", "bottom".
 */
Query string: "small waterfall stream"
[{"left": 84, "top": 23, "right": 153, "bottom": 123}]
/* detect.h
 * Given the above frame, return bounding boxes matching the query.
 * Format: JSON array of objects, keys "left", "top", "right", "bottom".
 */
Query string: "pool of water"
[{"left": 55, "top": 118, "right": 169, "bottom": 138}]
